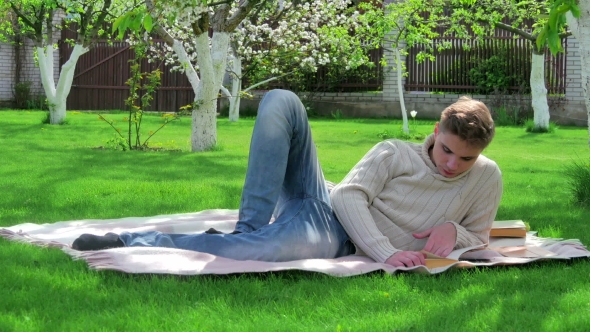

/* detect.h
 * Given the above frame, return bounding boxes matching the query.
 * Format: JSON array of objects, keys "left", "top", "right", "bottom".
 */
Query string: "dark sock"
[
  {"left": 204, "top": 228, "right": 241, "bottom": 235},
  {"left": 204, "top": 228, "right": 224, "bottom": 234},
  {"left": 72, "top": 232, "right": 125, "bottom": 251}
]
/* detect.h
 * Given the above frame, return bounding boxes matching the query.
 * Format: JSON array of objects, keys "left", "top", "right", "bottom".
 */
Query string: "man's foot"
[
  {"left": 71, "top": 232, "right": 125, "bottom": 251},
  {"left": 204, "top": 228, "right": 241, "bottom": 235}
]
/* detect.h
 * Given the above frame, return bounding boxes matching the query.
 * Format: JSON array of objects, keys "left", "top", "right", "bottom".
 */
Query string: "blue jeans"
[{"left": 119, "top": 90, "right": 353, "bottom": 261}]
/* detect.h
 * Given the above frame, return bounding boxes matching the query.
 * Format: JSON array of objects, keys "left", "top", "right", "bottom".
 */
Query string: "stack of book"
[{"left": 488, "top": 220, "right": 529, "bottom": 247}]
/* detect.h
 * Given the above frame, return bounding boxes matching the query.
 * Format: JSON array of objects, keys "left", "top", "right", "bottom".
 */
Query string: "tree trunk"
[
  {"left": 530, "top": 50, "right": 550, "bottom": 130},
  {"left": 567, "top": 4, "right": 590, "bottom": 146},
  {"left": 228, "top": 53, "right": 242, "bottom": 122},
  {"left": 395, "top": 48, "right": 409, "bottom": 134},
  {"left": 191, "top": 31, "right": 231, "bottom": 152},
  {"left": 37, "top": 43, "right": 88, "bottom": 124},
  {"left": 191, "top": 100, "right": 218, "bottom": 151}
]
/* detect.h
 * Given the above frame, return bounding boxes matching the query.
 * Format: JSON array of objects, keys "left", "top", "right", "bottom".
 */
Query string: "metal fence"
[
  {"left": 61, "top": 28, "right": 195, "bottom": 112},
  {"left": 406, "top": 25, "right": 567, "bottom": 94}
]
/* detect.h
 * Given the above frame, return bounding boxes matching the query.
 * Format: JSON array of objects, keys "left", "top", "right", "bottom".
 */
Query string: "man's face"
[{"left": 430, "top": 126, "right": 483, "bottom": 178}]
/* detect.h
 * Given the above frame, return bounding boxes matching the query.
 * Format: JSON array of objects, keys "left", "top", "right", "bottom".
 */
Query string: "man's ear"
[{"left": 434, "top": 122, "right": 439, "bottom": 137}]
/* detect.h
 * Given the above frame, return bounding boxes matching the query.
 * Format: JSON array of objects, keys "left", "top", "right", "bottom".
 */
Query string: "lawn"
[{"left": 1, "top": 110, "right": 590, "bottom": 331}]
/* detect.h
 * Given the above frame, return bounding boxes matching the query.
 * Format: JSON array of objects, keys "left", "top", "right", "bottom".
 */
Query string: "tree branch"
[
  {"left": 191, "top": 21, "right": 203, "bottom": 36},
  {"left": 211, "top": 3, "right": 230, "bottom": 31},
  {"left": 225, "top": 0, "right": 262, "bottom": 32},
  {"left": 244, "top": 72, "right": 294, "bottom": 92},
  {"left": 77, "top": 4, "right": 92, "bottom": 44},
  {"left": 207, "top": 0, "right": 233, "bottom": 6},
  {"left": 152, "top": 24, "right": 175, "bottom": 47},
  {"left": 493, "top": 21, "right": 535, "bottom": 42},
  {"left": 9, "top": 3, "right": 36, "bottom": 30},
  {"left": 145, "top": 0, "right": 176, "bottom": 46},
  {"left": 84, "top": 0, "right": 114, "bottom": 48},
  {"left": 44, "top": 6, "right": 53, "bottom": 46}
]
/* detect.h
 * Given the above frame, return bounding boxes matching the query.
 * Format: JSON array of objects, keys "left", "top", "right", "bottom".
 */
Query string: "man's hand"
[
  {"left": 385, "top": 251, "right": 426, "bottom": 267},
  {"left": 412, "top": 223, "right": 457, "bottom": 257}
]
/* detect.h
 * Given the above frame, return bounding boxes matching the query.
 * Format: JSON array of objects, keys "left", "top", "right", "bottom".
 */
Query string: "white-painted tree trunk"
[
  {"left": 530, "top": 51, "right": 550, "bottom": 129},
  {"left": 166, "top": 31, "right": 230, "bottom": 151},
  {"left": 395, "top": 48, "right": 409, "bottom": 134},
  {"left": 228, "top": 52, "right": 242, "bottom": 122},
  {"left": 171, "top": 39, "right": 201, "bottom": 89},
  {"left": 37, "top": 43, "right": 88, "bottom": 124},
  {"left": 567, "top": 5, "right": 590, "bottom": 146},
  {"left": 190, "top": 31, "right": 231, "bottom": 152}
]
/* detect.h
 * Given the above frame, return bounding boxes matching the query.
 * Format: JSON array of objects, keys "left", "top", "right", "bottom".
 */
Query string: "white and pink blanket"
[{"left": 1, "top": 209, "right": 588, "bottom": 276}]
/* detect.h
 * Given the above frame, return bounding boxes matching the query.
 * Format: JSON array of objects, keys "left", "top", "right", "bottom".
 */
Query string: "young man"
[
  {"left": 330, "top": 96, "right": 502, "bottom": 267},
  {"left": 73, "top": 90, "right": 502, "bottom": 268}
]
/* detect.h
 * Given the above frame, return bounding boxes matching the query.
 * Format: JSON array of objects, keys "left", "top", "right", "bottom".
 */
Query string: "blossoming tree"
[
  {"left": 223, "top": 0, "right": 369, "bottom": 121},
  {"left": 125, "top": 0, "right": 368, "bottom": 150},
  {"left": 0, "top": 0, "right": 116, "bottom": 124},
  {"left": 125, "top": 0, "right": 263, "bottom": 151}
]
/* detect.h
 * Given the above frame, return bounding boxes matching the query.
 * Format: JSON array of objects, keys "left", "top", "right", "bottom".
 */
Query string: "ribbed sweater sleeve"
[
  {"left": 331, "top": 142, "right": 401, "bottom": 263},
  {"left": 448, "top": 164, "right": 503, "bottom": 248}
]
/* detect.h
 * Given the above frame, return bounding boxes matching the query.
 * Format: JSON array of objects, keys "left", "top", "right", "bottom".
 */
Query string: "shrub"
[
  {"left": 431, "top": 41, "right": 529, "bottom": 95},
  {"left": 13, "top": 82, "right": 32, "bottom": 109},
  {"left": 492, "top": 106, "right": 522, "bottom": 126},
  {"left": 524, "top": 120, "right": 557, "bottom": 133},
  {"left": 98, "top": 32, "right": 178, "bottom": 151},
  {"left": 565, "top": 159, "right": 590, "bottom": 207},
  {"left": 468, "top": 49, "right": 516, "bottom": 94},
  {"left": 377, "top": 129, "right": 425, "bottom": 141}
]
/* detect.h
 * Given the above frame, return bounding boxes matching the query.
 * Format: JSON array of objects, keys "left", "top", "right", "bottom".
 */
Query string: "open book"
[
  {"left": 419, "top": 242, "right": 561, "bottom": 269},
  {"left": 420, "top": 244, "right": 485, "bottom": 269}
]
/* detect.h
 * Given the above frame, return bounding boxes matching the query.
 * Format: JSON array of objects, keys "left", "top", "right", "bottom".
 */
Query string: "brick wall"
[
  {"left": 0, "top": 11, "right": 63, "bottom": 107},
  {"left": 0, "top": 42, "right": 15, "bottom": 102},
  {"left": 565, "top": 36, "right": 584, "bottom": 103}
]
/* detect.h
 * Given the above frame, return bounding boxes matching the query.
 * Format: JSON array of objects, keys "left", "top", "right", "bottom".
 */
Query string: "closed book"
[{"left": 490, "top": 220, "right": 527, "bottom": 238}]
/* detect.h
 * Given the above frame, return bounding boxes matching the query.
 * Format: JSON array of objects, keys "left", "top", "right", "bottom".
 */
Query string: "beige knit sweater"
[{"left": 330, "top": 134, "right": 503, "bottom": 263}]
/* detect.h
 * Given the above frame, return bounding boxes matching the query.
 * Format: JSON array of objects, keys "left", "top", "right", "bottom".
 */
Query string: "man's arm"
[
  {"left": 453, "top": 163, "right": 503, "bottom": 249},
  {"left": 414, "top": 161, "right": 503, "bottom": 258},
  {"left": 330, "top": 142, "right": 402, "bottom": 263}
]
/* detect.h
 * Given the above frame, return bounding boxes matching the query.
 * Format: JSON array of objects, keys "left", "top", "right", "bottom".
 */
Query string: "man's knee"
[
  {"left": 256, "top": 89, "right": 307, "bottom": 129},
  {"left": 264, "top": 89, "right": 299, "bottom": 102},
  {"left": 260, "top": 90, "right": 303, "bottom": 115}
]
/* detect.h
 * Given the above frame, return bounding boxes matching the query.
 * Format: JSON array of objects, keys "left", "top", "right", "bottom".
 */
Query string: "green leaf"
[
  {"left": 548, "top": 11, "right": 558, "bottom": 31},
  {"left": 129, "top": 13, "right": 143, "bottom": 32},
  {"left": 112, "top": 15, "right": 125, "bottom": 34},
  {"left": 547, "top": 28, "right": 562, "bottom": 54},
  {"left": 536, "top": 25, "right": 547, "bottom": 52},
  {"left": 570, "top": 3, "right": 581, "bottom": 18},
  {"left": 143, "top": 14, "right": 153, "bottom": 32},
  {"left": 117, "top": 15, "right": 130, "bottom": 40}
]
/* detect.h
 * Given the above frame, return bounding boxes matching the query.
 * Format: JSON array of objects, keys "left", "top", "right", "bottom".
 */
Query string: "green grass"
[{"left": 1, "top": 110, "right": 590, "bottom": 331}]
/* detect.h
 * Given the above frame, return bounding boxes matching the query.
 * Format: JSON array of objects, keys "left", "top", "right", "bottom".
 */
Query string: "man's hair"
[{"left": 439, "top": 96, "right": 495, "bottom": 149}]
